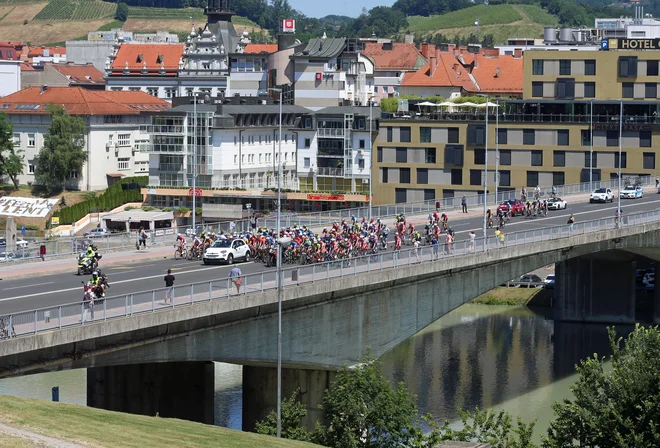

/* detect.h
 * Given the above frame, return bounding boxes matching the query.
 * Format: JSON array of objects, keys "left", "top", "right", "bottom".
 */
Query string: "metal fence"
[{"left": 2, "top": 207, "right": 659, "bottom": 340}]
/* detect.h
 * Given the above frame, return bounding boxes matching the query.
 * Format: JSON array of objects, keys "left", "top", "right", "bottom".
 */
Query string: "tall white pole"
[
  {"left": 276, "top": 92, "right": 283, "bottom": 439},
  {"left": 368, "top": 99, "right": 373, "bottom": 220},
  {"left": 483, "top": 100, "right": 488, "bottom": 252},
  {"left": 618, "top": 99, "right": 623, "bottom": 216},
  {"left": 495, "top": 98, "right": 499, "bottom": 203},
  {"left": 590, "top": 100, "right": 593, "bottom": 192},
  {"left": 192, "top": 95, "right": 196, "bottom": 233}
]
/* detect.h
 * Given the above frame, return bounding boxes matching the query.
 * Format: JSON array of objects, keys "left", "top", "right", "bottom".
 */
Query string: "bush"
[
  {"left": 115, "top": 2, "right": 128, "bottom": 21},
  {"left": 23, "top": 19, "right": 27, "bottom": 25},
  {"left": 175, "top": 206, "right": 190, "bottom": 213}
]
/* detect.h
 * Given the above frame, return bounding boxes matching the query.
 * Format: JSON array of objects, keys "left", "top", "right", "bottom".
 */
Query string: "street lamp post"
[
  {"left": 191, "top": 94, "right": 197, "bottom": 234},
  {"left": 618, "top": 99, "right": 623, "bottom": 219},
  {"left": 495, "top": 98, "right": 499, "bottom": 204},
  {"left": 590, "top": 100, "right": 593, "bottom": 192},
  {"left": 476, "top": 94, "right": 489, "bottom": 252},
  {"left": 268, "top": 87, "right": 283, "bottom": 438},
  {"left": 368, "top": 97, "right": 373, "bottom": 220}
]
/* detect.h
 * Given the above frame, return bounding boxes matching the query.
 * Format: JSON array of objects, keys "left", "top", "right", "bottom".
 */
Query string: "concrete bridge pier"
[
  {"left": 554, "top": 254, "right": 636, "bottom": 324},
  {"left": 87, "top": 361, "right": 214, "bottom": 424},
  {"left": 242, "top": 365, "right": 336, "bottom": 432}
]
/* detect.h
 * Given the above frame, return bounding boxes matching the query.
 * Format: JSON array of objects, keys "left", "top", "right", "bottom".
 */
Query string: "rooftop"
[
  {"left": 28, "top": 46, "right": 65, "bottom": 58},
  {"left": 292, "top": 37, "right": 347, "bottom": 59},
  {"left": 0, "top": 87, "right": 171, "bottom": 115},
  {"left": 362, "top": 42, "right": 426, "bottom": 71},
  {"left": 467, "top": 54, "right": 523, "bottom": 95},
  {"left": 110, "top": 43, "right": 184, "bottom": 76},
  {"left": 243, "top": 43, "right": 278, "bottom": 54},
  {"left": 48, "top": 63, "right": 105, "bottom": 85},
  {"left": 401, "top": 51, "right": 474, "bottom": 90}
]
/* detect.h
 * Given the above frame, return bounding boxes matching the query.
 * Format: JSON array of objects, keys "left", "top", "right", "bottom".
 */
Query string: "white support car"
[
  {"left": 620, "top": 186, "right": 644, "bottom": 199},
  {"left": 203, "top": 238, "right": 251, "bottom": 265},
  {"left": 590, "top": 188, "right": 614, "bottom": 203},
  {"left": 547, "top": 197, "right": 567, "bottom": 210}
]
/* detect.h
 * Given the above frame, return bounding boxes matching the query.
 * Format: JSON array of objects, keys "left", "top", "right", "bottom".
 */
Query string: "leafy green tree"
[
  {"left": 115, "top": 2, "right": 129, "bottom": 21},
  {"left": 34, "top": 105, "right": 87, "bottom": 194},
  {"left": 543, "top": 325, "right": 660, "bottom": 447},
  {"left": 0, "top": 112, "right": 23, "bottom": 189},
  {"left": 255, "top": 390, "right": 313, "bottom": 442}
]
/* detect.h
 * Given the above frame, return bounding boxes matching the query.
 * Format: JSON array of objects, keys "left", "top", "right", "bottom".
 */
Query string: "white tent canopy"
[{"left": 476, "top": 102, "right": 500, "bottom": 108}]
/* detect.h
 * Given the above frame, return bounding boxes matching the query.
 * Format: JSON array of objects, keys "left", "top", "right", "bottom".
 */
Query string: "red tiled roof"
[
  {"left": 467, "top": 54, "right": 523, "bottom": 95},
  {"left": 19, "top": 62, "right": 34, "bottom": 71},
  {"left": 0, "top": 87, "right": 171, "bottom": 115},
  {"left": 401, "top": 52, "right": 474, "bottom": 89},
  {"left": 361, "top": 42, "right": 426, "bottom": 71},
  {"left": 28, "top": 46, "right": 66, "bottom": 57},
  {"left": 49, "top": 63, "right": 105, "bottom": 84},
  {"left": 110, "top": 43, "right": 184, "bottom": 76},
  {"left": 244, "top": 44, "right": 278, "bottom": 54}
]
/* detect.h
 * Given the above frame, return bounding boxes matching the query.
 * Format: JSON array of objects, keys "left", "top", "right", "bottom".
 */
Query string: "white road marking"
[{"left": 2, "top": 281, "right": 53, "bottom": 291}]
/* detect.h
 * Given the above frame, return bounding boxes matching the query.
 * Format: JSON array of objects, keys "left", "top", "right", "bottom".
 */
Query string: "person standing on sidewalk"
[
  {"left": 567, "top": 214, "right": 575, "bottom": 231},
  {"left": 413, "top": 238, "right": 421, "bottom": 263},
  {"left": 229, "top": 266, "right": 242, "bottom": 294},
  {"left": 163, "top": 269, "right": 175, "bottom": 305},
  {"left": 469, "top": 231, "right": 476, "bottom": 252},
  {"left": 461, "top": 195, "right": 468, "bottom": 213}
]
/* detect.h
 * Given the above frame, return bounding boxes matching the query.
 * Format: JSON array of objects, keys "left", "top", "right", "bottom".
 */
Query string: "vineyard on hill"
[{"left": 34, "top": 0, "right": 116, "bottom": 20}]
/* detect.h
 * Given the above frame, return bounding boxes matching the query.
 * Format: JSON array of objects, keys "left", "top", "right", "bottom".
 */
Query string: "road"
[{"left": 1, "top": 192, "right": 659, "bottom": 316}]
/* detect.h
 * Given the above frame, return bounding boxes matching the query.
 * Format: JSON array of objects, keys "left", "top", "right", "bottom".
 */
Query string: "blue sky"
[{"left": 288, "top": 0, "right": 395, "bottom": 18}]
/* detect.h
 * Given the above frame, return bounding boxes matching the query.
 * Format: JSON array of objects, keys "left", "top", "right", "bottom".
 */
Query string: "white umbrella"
[
  {"left": 476, "top": 102, "right": 500, "bottom": 108},
  {"left": 455, "top": 102, "right": 479, "bottom": 107},
  {"left": 416, "top": 101, "right": 437, "bottom": 107},
  {"left": 438, "top": 101, "right": 455, "bottom": 106}
]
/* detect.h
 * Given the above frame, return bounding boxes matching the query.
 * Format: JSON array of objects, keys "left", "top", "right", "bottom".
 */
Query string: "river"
[{"left": 0, "top": 303, "right": 625, "bottom": 442}]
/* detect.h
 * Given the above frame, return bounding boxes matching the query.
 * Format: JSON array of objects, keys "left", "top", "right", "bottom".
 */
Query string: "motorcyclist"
[{"left": 89, "top": 271, "right": 105, "bottom": 297}]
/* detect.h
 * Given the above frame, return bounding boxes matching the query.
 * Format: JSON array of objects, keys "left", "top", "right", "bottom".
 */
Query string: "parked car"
[
  {"left": 590, "top": 188, "right": 614, "bottom": 203},
  {"left": 544, "top": 274, "right": 555, "bottom": 289},
  {"left": 0, "top": 237, "right": 27, "bottom": 248},
  {"left": 0, "top": 251, "right": 17, "bottom": 262},
  {"left": 498, "top": 199, "right": 525, "bottom": 216},
  {"left": 84, "top": 227, "right": 110, "bottom": 238},
  {"left": 518, "top": 274, "right": 543, "bottom": 287},
  {"left": 547, "top": 197, "right": 567, "bottom": 210},
  {"left": 203, "top": 238, "right": 251, "bottom": 265},
  {"left": 620, "top": 185, "right": 644, "bottom": 199}
]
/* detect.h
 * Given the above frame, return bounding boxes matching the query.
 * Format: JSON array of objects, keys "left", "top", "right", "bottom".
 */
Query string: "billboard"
[
  {"left": 280, "top": 19, "right": 295, "bottom": 33},
  {"left": 0, "top": 197, "right": 59, "bottom": 218}
]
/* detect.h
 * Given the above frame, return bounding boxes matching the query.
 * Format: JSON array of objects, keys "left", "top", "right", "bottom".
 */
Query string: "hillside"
[
  {"left": 0, "top": 0, "right": 261, "bottom": 45},
  {"left": 406, "top": 4, "right": 559, "bottom": 45}
]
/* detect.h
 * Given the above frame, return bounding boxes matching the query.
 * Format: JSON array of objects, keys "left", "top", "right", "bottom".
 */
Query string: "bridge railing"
[{"left": 2, "top": 208, "right": 660, "bottom": 340}]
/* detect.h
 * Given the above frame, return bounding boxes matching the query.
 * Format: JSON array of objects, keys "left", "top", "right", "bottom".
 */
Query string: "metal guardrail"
[{"left": 2, "top": 208, "right": 658, "bottom": 340}]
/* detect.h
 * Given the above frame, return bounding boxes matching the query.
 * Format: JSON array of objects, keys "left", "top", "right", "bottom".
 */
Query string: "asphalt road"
[{"left": 1, "top": 192, "right": 659, "bottom": 316}]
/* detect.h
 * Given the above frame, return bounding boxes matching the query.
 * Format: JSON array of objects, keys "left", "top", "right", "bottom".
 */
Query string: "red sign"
[
  {"left": 188, "top": 188, "right": 202, "bottom": 197},
  {"left": 315, "top": 72, "right": 322, "bottom": 81},
  {"left": 280, "top": 19, "right": 296, "bottom": 33},
  {"left": 307, "top": 194, "right": 345, "bottom": 201}
]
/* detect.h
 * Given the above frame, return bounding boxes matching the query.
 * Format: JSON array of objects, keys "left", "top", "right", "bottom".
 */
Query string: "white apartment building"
[{"left": 2, "top": 86, "right": 170, "bottom": 190}]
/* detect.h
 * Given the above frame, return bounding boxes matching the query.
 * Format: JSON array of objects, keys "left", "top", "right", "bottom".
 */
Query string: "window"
[
  {"left": 377, "top": 147, "right": 383, "bottom": 162},
  {"left": 581, "top": 129, "right": 591, "bottom": 146},
  {"left": 644, "top": 152, "right": 656, "bottom": 170},
  {"left": 474, "top": 148, "right": 485, "bottom": 165},
  {"left": 615, "top": 152, "right": 627, "bottom": 169},
  {"left": 470, "top": 169, "right": 482, "bottom": 186},
  {"left": 27, "top": 133, "right": 35, "bottom": 147},
  {"left": 444, "top": 145, "right": 464, "bottom": 167},
  {"left": 424, "top": 189, "right": 435, "bottom": 201},
  {"left": 499, "top": 149, "right": 511, "bottom": 165},
  {"left": 527, "top": 171, "right": 539, "bottom": 187},
  {"left": 584, "top": 82, "right": 596, "bottom": 98},
  {"left": 382, "top": 168, "right": 388, "bottom": 183},
  {"left": 585, "top": 151, "right": 597, "bottom": 168},
  {"left": 129, "top": 87, "right": 141, "bottom": 92},
  {"left": 523, "top": 129, "right": 535, "bottom": 145},
  {"left": 618, "top": 56, "right": 638, "bottom": 77},
  {"left": 585, "top": 59, "right": 596, "bottom": 76},
  {"left": 553, "top": 172, "right": 565, "bottom": 187},
  {"left": 532, "top": 59, "right": 544, "bottom": 75},
  {"left": 531, "top": 150, "right": 543, "bottom": 166},
  {"left": 234, "top": 136, "right": 237, "bottom": 145},
  {"left": 646, "top": 83, "right": 657, "bottom": 99},
  {"left": 117, "top": 158, "right": 130, "bottom": 170},
  {"left": 234, "top": 155, "right": 237, "bottom": 165},
  {"left": 423, "top": 148, "right": 435, "bottom": 163},
  {"left": 400, "top": 126, "right": 411, "bottom": 143},
  {"left": 304, "top": 138, "right": 311, "bottom": 148},
  {"left": 499, "top": 170, "right": 511, "bottom": 187},
  {"left": 147, "top": 87, "right": 158, "bottom": 96},
  {"left": 467, "top": 125, "right": 486, "bottom": 145},
  {"left": 358, "top": 158, "right": 365, "bottom": 169},
  {"left": 28, "top": 162, "right": 35, "bottom": 173},
  {"left": 606, "top": 130, "right": 618, "bottom": 147},
  {"left": 304, "top": 118, "right": 312, "bottom": 128},
  {"left": 420, "top": 127, "right": 431, "bottom": 143},
  {"left": 186, "top": 88, "right": 194, "bottom": 96},
  {"left": 395, "top": 188, "right": 406, "bottom": 203},
  {"left": 285, "top": 134, "right": 288, "bottom": 143},
  {"left": 648, "top": 60, "right": 659, "bottom": 76},
  {"left": 387, "top": 127, "right": 392, "bottom": 142},
  {"left": 396, "top": 147, "right": 407, "bottom": 163},
  {"left": 70, "top": 170, "right": 78, "bottom": 179},
  {"left": 165, "top": 88, "right": 176, "bottom": 98},
  {"left": 417, "top": 168, "right": 428, "bottom": 184},
  {"left": 555, "top": 78, "right": 575, "bottom": 99},
  {"left": 532, "top": 82, "right": 543, "bottom": 98},
  {"left": 400, "top": 168, "right": 411, "bottom": 184},
  {"left": 497, "top": 128, "right": 507, "bottom": 145},
  {"left": 559, "top": 59, "right": 571, "bottom": 75},
  {"left": 359, "top": 139, "right": 365, "bottom": 149},
  {"left": 451, "top": 169, "right": 462, "bottom": 185},
  {"left": 557, "top": 129, "right": 569, "bottom": 146},
  {"left": 118, "top": 134, "right": 130, "bottom": 146},
  {"left": 553, "top": 150, "right": 566, "bottom": 167},
  {"left": 12, "top": 133, "right": 19, "bottom": 146},
  {"left": 448, "top": 127, "right": 459, "bottom": 143},
  {"left": 641, "top": 131, "right": 652, "bottom": 147}
]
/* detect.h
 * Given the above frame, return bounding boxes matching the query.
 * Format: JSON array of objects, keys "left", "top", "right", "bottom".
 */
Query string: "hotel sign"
[
  {"left": 592, "top": 123, "right": 657, "bottom": 131},
  {"left": 601, "top": 38, "right": 660, "bottom": 50}
]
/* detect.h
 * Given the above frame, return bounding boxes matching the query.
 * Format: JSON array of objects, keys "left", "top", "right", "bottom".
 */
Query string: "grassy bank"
[
  {"left": 472, "top": 286, "right": 553, "bottom": 306},
  {"left": 0, "top": 394, "right": 320, "bottom": 448}
]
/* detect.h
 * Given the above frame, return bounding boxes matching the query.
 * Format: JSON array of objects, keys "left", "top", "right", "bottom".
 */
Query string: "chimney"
[
  {"left": 474, "top": 53, "right": 478, "bottom": 68},
  {"left": 40, "top": 85, "right": 47, "bottom": 93},
  {"left": 404, "top": 33, "right": 414, "bottom": 44},
  {"left": 447, "top": 44, "right": 456, "bottom": 54},
  {"left": 420, "top": 43, "right": 430, "bottom": 58},
  {"left": 430, "top": 56, "right": 437, "bottom": 78}
]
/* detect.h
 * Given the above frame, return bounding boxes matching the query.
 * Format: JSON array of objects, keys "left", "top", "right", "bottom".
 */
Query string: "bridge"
[{"left": 1, "top": 208, "right": 660, "bottom": 429}]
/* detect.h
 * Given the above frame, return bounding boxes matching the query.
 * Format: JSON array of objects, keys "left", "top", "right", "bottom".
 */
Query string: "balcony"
[
  {"left": 159, "top": 163, "right": 184, "bottom": 172},
  {"left": 317, "top": 128, "right": 345, "bottom": 138},
  {"left": 140, "top": 125, "right": 185, "bottom": 134},
  {"left": 383, "top": 112, "right": 660, "bottom": 126},
  {"left": 316, "top": 167, "right": 344, "bottom": 177}
]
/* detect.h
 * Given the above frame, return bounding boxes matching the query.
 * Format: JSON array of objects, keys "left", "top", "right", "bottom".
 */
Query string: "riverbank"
[
  {"left": 0, "top": 394, "right": 320, "bottom": 448},
  {"left": 472, "top": 286, "right": 553, "bottom": 306}
]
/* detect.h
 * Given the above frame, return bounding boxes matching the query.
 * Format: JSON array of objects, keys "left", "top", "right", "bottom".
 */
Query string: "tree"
[
  {"left": 115, "top": 2, "right": 129, "bottom": 22},
  {"left": 34, "top": 105, "right": 87, "bottom": 194},
  {"left": 543, "top": 325, "right": 660, "bottom": 447},
  {"left": 255, "top": 390, "right": 313, "bottom": 442},
  {"left": 0, "top": 112, "right": 23, "bottom": 189}
]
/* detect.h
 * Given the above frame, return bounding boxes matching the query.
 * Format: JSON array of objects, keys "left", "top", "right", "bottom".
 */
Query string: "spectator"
[
  {"left": 656, "top": 177, "right": 659, "bottom": 188},
  {"left": 163, "top": 269, "right": 175, "bottom": 305},
  {"left": 413, "top": 239, "right": 421, "bottom": 263},
  {"left": 469, "top": 231, "right": 476, "bottom": 252},
  {"left": 461, "top": 195, "right": 468, "bottom": 213},
  {"left": 446, "top": 231, "right": 454, "bottom": 254},
  {"left": 496, "top": 228, "right": 505, "bottom": 247},
  {"left": 431, "top": 235, "right": 439, "bottom": 259},
  {"left": 567, "top": 214, "right": 575, "bottom": 231},
  {"left": 435, "top": 201, "right": 440, "bottom": 213},
  {"left": 229, "top": 266, "right": 242, "bottom": 294},
  {"left": 137, "top": 226, "right": 148, "bottom": 250}
]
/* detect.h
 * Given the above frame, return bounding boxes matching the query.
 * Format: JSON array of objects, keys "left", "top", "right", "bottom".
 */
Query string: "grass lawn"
[
  {"left": 0, "top": 394, "right": 321, "bottom": 448},
  {"left": 472, "top": 286, "right": 553, "bottom": 306},
  {"left": 0, "top": 433, "right": 40, "bottom": 448},
  {"left": 407, "top": 5, "right": 523, "bottom": 33}
]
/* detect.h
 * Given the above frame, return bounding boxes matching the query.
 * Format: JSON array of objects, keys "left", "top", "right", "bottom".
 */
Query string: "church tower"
[{"left": 204, "top": 0, "right": 235, "bottom": 24}]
